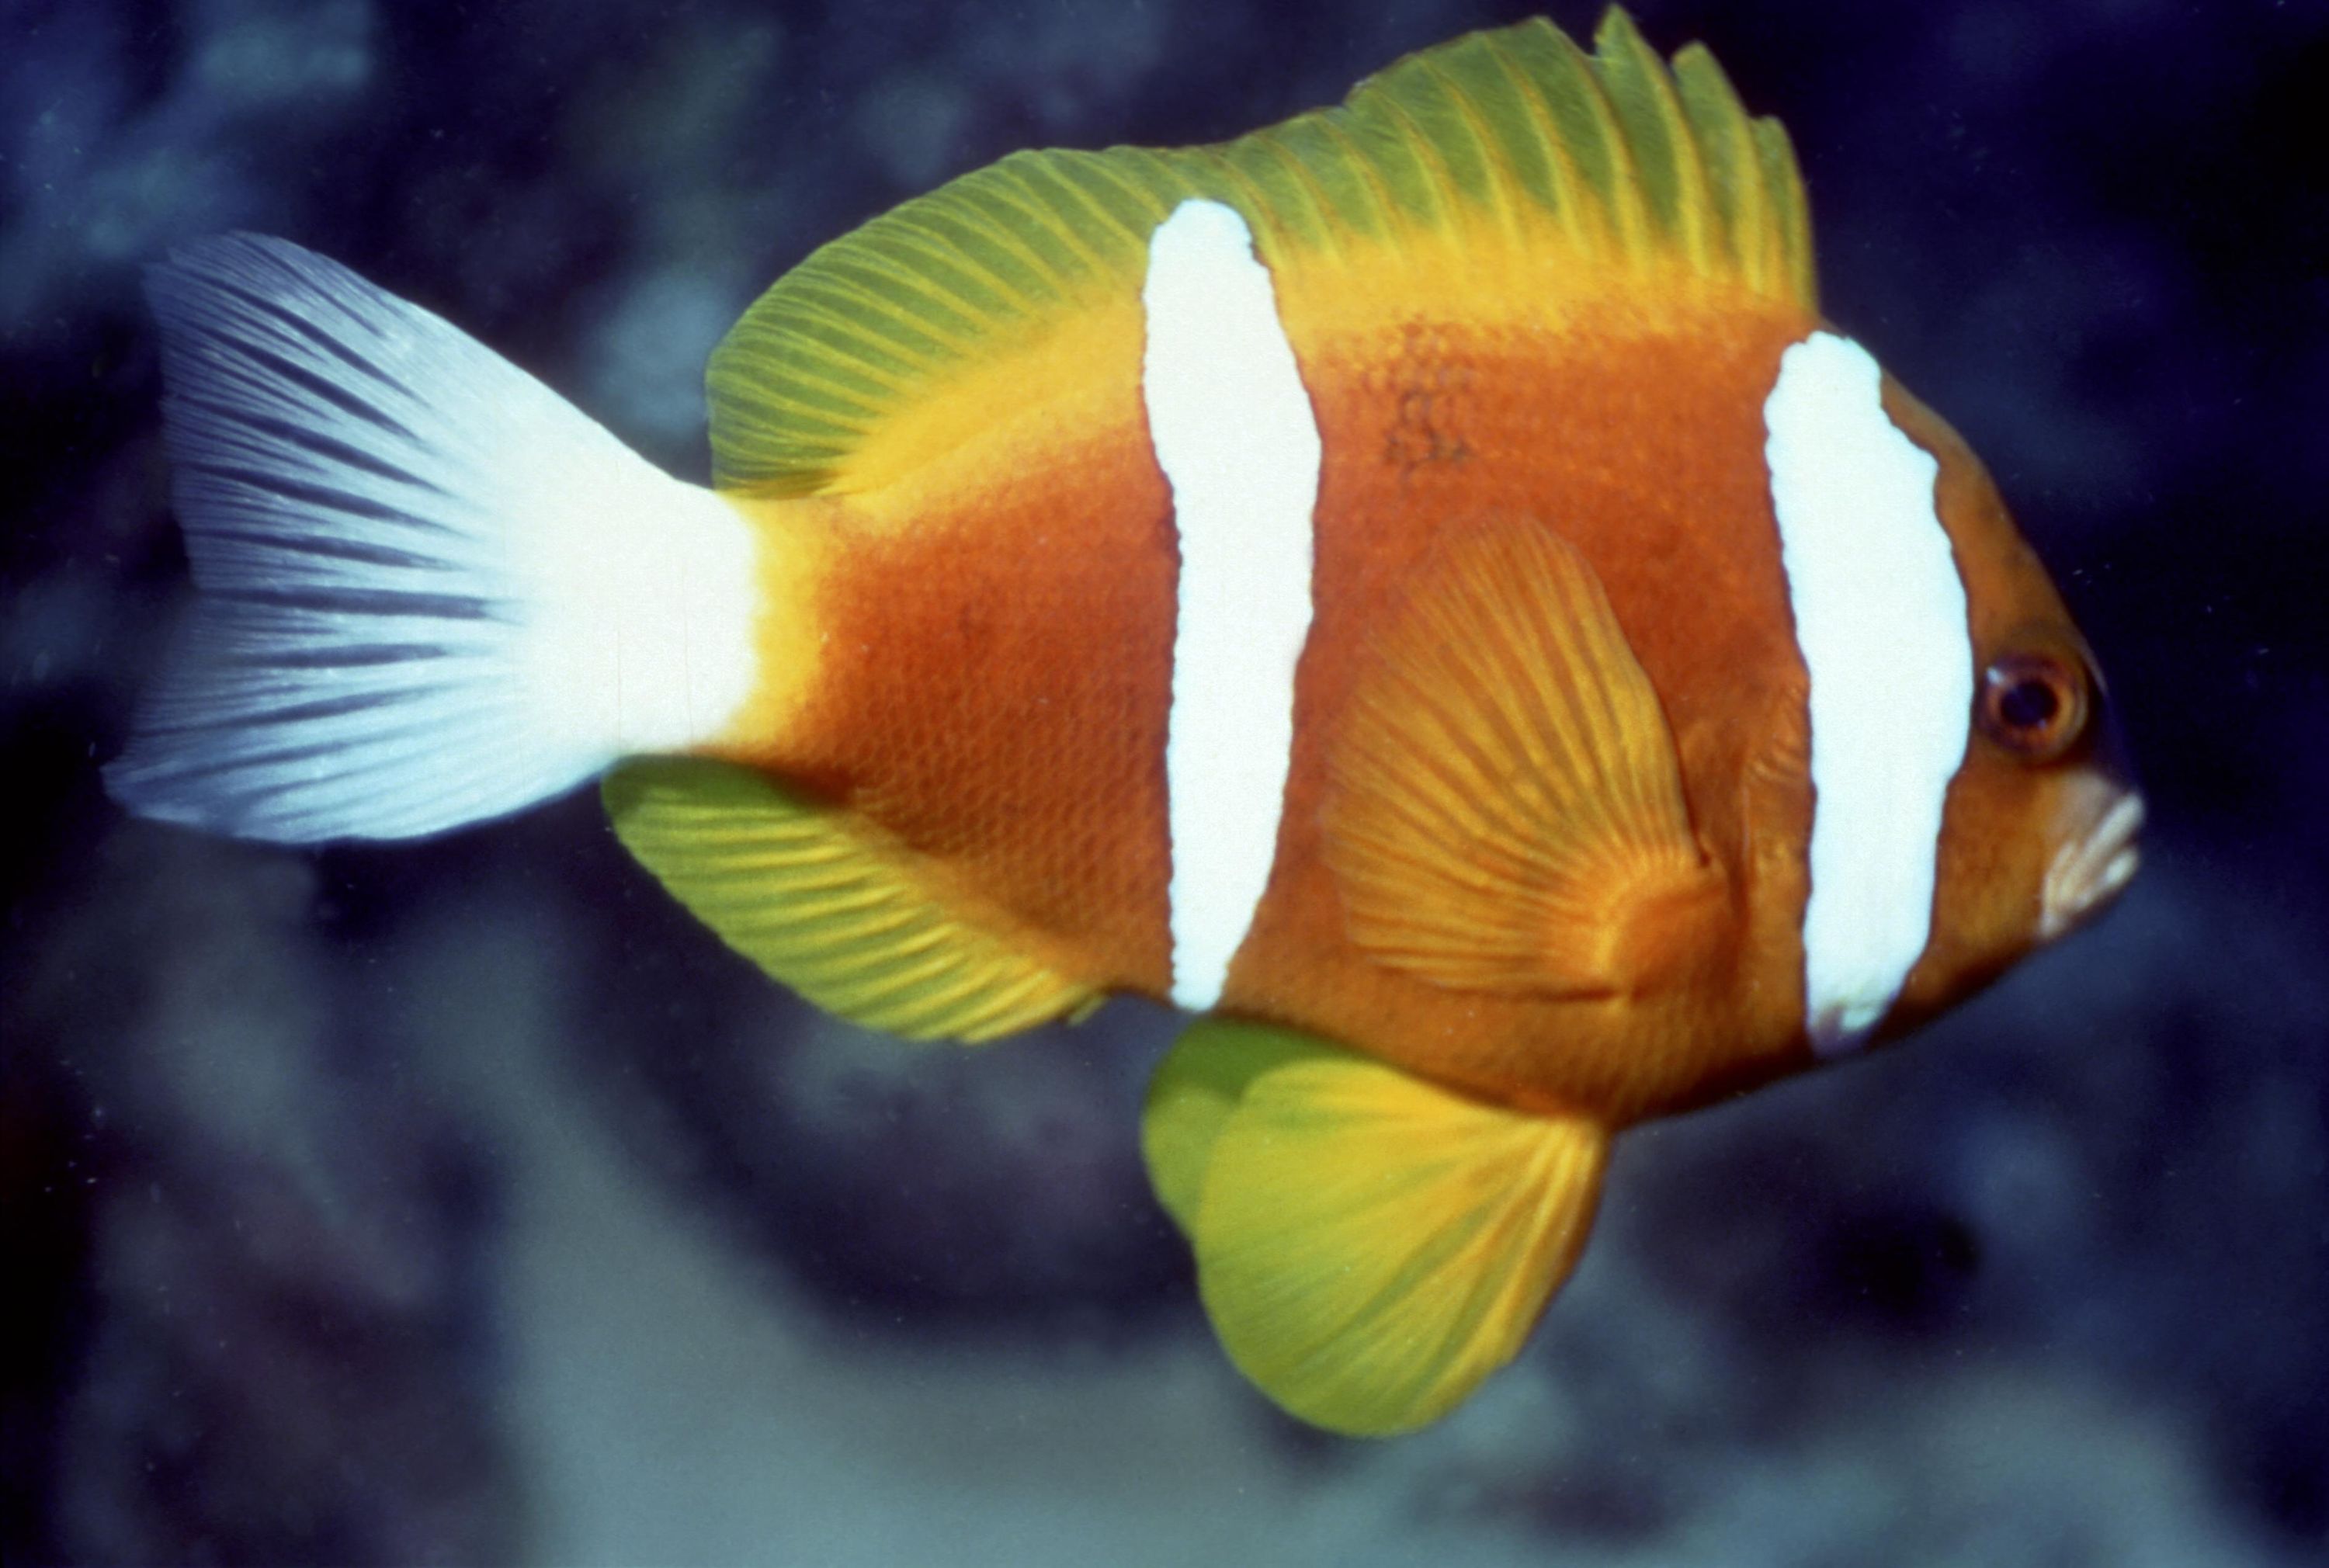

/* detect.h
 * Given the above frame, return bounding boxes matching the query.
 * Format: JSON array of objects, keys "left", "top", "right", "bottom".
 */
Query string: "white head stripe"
[
  {"left": 1141, "top": 199, "right": 1321, "bottom": 1011},
  {"left": 1764, "top": 331, "right": 1973, "bottom": 1055}
]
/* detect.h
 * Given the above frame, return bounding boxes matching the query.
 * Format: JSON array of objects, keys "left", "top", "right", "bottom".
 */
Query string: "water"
[{"left": 5, "top": 1, "right": 2325, "bottom": 1563}]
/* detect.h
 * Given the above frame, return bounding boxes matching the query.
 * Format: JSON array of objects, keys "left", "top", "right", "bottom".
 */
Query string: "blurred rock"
[{"left": 12, "top": 829, "right": 515, "bottom": 1564}]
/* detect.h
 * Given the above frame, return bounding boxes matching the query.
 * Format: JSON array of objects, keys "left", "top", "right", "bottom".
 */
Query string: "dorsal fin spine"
[
  {"left": 973, "top": 170, "right": 1113, "bottom": 280},
  {"left": 1629, "top": 26, "right": 1720, "bottom": 277},
  {"left": 1442, "top": 35, "right": 1553, "bottom": 217},
  {"left": 727, "top": 370, "right": 870, "bottom": 446},
  {"left": 1189, "top": 149, "right": 1289, "bottom": 255},
  {"left": 851, "top": 237, "right": 1019, "bottom": 335},
  {"left": 779, "top": 283, "right": 946, "bottom": 375},
  {"left": 953, "top": 190, "right": 1088, "bottom": 289},
  {"left": 996, "top": 156, "right": 1133, "bottom": 259},
  {"left": 1529, "top": 23, "right": 1645, "bottom": 260},
  {"left": 754, "top": 305, "right": 912, "bottom": 400},
  {"left": 908, "top": 219, "right": 1046, "bottom": 312},
  {"left": 893, "top": 206, "right": 1061, "bottom": 314},
  {"left": 727, "top": 296, "right": 899, "bottom": 392},
  {"left": 1394, "top": 65, "right": 1494, "bottom": 231},
  {"left": 1482, "top": 35, "right": 1591, "bottom": 254},
  {"left": 797, "top": 267, "right": 970, "bottom": 358},
  {"left": 1355, "top": 92, "right": 1445, "bottom": 231},
  {"left": 885, "top": 212, "right": 1043, "bottom": 314},
  {"left": 1670, "top": 44, "right": 1764, "bottom": 290},
  {"left": 1416, "top": 54, "right": 1528, "bottom": 252},
  {"left": 1068, "top": 147, "right": 1176, "bottom": 237},
  {"left": 1307, "top": 115, "right": 1402, "bottom": 246},
  {"left": 846, "top": 235, "right": 1017, "bottom": 328},
  {"left": 1255, "top": 121, "right": 1366, "bottom": 248},
  {"left": 747, "top": 381, "right": 874, "bottom": 441},
  {"left": 1755, "top": 120, "right": 1815, "bottom": 305},
  {"left": 1595, "top": 11, "right": 1694, "bottom": 267},
  {"left": 1224, "top": 137, "right": 1344, "bottom": 262},
  {"left": 1578, "top": 38, "right": 1656, "bottom": 263},
  {"left": 1262, "top": 134, "right": 1331, "bottom": 247}
]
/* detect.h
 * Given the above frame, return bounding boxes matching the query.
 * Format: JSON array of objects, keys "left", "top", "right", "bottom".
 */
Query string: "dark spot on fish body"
[
  {"left": 1382, "top": 321, "right": 1477, "bottom": 477},
  {"left": 1384, "top": 390, "right": 1473, "bottom": 474}
]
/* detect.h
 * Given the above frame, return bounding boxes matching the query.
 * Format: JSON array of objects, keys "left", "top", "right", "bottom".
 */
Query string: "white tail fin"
[{"left": 107, "top": 235, "right": 760, "bottom": 843}]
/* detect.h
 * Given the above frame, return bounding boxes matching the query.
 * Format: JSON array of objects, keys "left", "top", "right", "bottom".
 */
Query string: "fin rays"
[
  {"left": 1324, "top": 517, "right": 1723, "bottom": 997},
  {"left": 110, "top": 234, "right": 757, "bottom": 843},
  {"left": 605, "top": 757, "right": 1096, "bottom": 1042},
  {"left": 1144, "top": 1022, "right": 1610, "bottom": 1435}
]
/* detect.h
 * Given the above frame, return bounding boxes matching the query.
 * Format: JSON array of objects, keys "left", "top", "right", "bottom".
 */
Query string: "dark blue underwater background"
[{"left": 4, "top": 0, "right": 2326, "bottom": 1563}]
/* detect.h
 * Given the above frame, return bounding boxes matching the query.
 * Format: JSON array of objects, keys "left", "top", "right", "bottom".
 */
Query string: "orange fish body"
[
  {"left": 716, "top": 292, "right": 1819, "bottom": 1112},
  {"left": 108, "top": 11, "right": 2140, "bottom": 1434}
]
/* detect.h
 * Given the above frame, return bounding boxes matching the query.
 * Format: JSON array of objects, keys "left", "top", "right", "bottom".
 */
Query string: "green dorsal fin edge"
[
  {"left": 604, "top": 758, "right": 1099, "bottom": 1043},
  {"left": 709, "top": 9, "right": 1817, "bottom": 495}
]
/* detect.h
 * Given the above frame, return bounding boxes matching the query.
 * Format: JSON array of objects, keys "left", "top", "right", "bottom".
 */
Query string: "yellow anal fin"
[
  {"left": 604, "top": 758, "right": 1097, "bottom": 1043},
  {"left": 1324, "top": 515, "right": 1727, "bottom": 998},
  {"left": 1143, "top": 1018, "right": 1609, "bottom": 1436}
]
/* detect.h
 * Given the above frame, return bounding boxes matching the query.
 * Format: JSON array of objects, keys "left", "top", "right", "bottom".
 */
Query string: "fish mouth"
[{"left": 2039, "top": 789, "right": 2145, "bottom": 941}]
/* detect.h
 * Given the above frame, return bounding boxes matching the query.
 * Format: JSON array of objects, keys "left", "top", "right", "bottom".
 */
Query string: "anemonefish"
[{"left": 109, "top": 10, "right": 2142, "bottom": 1434}]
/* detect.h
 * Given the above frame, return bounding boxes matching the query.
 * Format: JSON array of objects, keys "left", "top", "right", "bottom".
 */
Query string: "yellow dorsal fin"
[
  {"left": 603, "top": 758, "right": 1097, "bottom": 1042},
  {"left": 709, "top": 9, "right": 1814, "bottom": 495},
  {"left": 1323, "top": 515, "right": 1727, "bottom": 997},
  {"left": 1143, "top": 1018, "right": 1609, "bottom": 1436}
]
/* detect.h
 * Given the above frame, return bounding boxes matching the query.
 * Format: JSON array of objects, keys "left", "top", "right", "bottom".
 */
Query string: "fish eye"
[{"left": 1977, "top": 650, "right": 2088, "bottom": 762}]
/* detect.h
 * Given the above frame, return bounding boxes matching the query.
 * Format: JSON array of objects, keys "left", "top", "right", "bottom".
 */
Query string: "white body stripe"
[
  {"left": 1141, "top": 199, "right": 1322, "bottom": 1011},
  {"left": 1764, "top": 331, "right": 1973, "bottom": 1054}
]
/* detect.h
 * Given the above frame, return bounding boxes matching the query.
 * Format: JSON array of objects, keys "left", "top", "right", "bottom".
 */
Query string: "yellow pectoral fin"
[
  {"left": 1144, "top": 1019, "right": 1610, "bottom": 1436},
  {"left": 1324, "top": 515, "right": 1727, "bottom": 998},
  {"left": 604, "top": 757, "right": 1097, "bottom": 1043}
]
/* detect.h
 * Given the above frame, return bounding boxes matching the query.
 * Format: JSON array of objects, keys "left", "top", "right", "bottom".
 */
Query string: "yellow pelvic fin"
[
  {"left": 708, "top": 9, "right": 1814, "bottom": 496},
  {"left": 603, "top": 758, "right": 1097, "bottom": 1043},
  {"left": 1140, "top": 1018, "right": 1317, "bottom": 1236},
  {"left": 1143, "top": 1018, "right": 1609, "bottom": 1436},
  {"left": 1324, "top": 517, "right": 1725, "bottom": 998}
]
